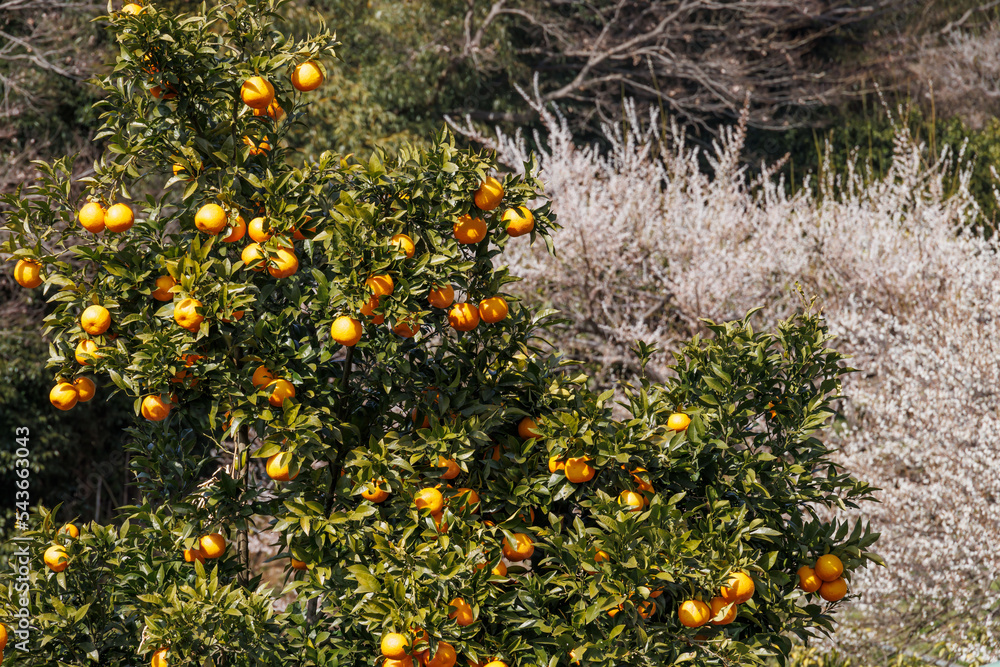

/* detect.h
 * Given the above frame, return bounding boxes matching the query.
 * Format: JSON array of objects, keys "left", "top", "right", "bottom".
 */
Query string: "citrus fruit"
[
  {"left": 105, "top": 203, "right": 134, "bottom": 233},
  {"left": 390, "top": 233, "right": 415, "bottom": 258},
  {"left": 637, "top": 600, "right": 655, "bottom": 619},
  {"left": 449, "top": 597, "right": 475, "bottom": 626},
  {"left": 121, "top": 3, "right": 143, "bottom": 14},
  {"left": 194, "top": 203, "right": 228, "bottom": 234},
  {"left": 502, "top": 206, "right": 534, "bottom": 237},
  {"left": 476, "top": 558, "right": 506, "bottom": 576},
  {"left": 150, "top": 84, "right": 177, "bottom": 100},
  {"left": 815, "top": 554, "right": 844, "bottom": 582},
  {"left": 564, "top": 456, "right": 595, "bottom": 483},
  {"left": 267, "top": 378, "right": 295, "bottom": 406},
  {"left": 678, "top": 599, "right": 711, "bottom": 628},
  {"left": 75, "top": 339, "right": 100, "bottom": 365},
  {"left": 452, "top": 487, "right": 479, "bottom": 510},
  {"left": 393, "top": 317, "right": 420, "bottom": 338},
  {"left": 448, "top": 303, "right": 480, "bottom": 331},
  {"left": 183, "top": 548, "right": 205, "bottom": 563},
  {"left": 548, "top": 455, "right": 565, "bottom": 473},
  {"left": 248, "top": 216, "right": 272, "bottom": 242},
  {"left": 266, "top": 453, "right": 299, "bottom": 481},
  {"left": 253, "top": 100, "right": 285, "bottom": 121},
  {"left": 141, "top": 395, "right": 171, "bottom": 421},
  {"left": 710, "top": 597, "right": 736, "bottom": 625},
  {"left": 73, "top": 377, "right": 96, "bottom": 402},
  {"left": 241, "top": 243, "right": 266, "bottom": 270},
  {"left": 385, "top": 659, "right": 413, "bottom": 667},
  {"left": 479, "top": 296, "right": 508, "bottom": 323},
  {"left": 174, "top": 298, "right": 204, "bottom": 333},
  {"left": 291, "top": 61, "right": 324, "bottom": 91},
  {"left": 517, "top": 417, "right": 540, "bottom": 439},
  {"left": 502, "top": 532, "right": 534, "bottom": 561},
  {"left": 619, "top": 490, "right": 645, "bottom": 512},
  {"left": 594, "top": 549, "right": 610, "bottom": 563},
  {"left": 366, "top": 274, "right": 394, "bottom": 297},
  {"left": 474, "top": 177, "right": 504, "bottom": 210},
  {"left": 380, "top": 633, "right": 409, "bottom": 659},
  {"left": 437, "top": 457, "right": 461, "bottom": 479},
  {"left": 331, "top": 315, "right": 363, "bottom": 346},
  {"left": 49, "top": 382, "right": 79, "bottom": 411},
  {"left": 244, "top": 136, "right": 271, "bottom": 155},
  {"left": 453, "top": 214, "right": 487, "bottom": 244},
  {"left": 221, "top": 215, "right": 247, "bottom": 243},
  {"left": 667, "top": 412, "right": 691, "bottom": 431},
  {"left": 44, "top": 544, "right": 68, "bottom": 572},
  {"left": 721, "top": 571, "right": 755, "bottom": 604},
  {"left": 819, "top": 577, "right": 848, "bottom": 602},
  {"left": 199, "top": 533, "right": 226, "bottom": 559},
  {"left": 428, "top": 284, "right": 455, "bottom": 308},
  {"left": 81, "top": 305, "right": 111, "bottom": 335},
  {"left": 797, "top": 565, "right": 822, "bottom": 593},
  {"left": 252, "top": 365, "right": 275, "bottom": 389},
  {"left": 362, "top": 482, "right": 389, "bottom": 503},
  {"left": 151, "top": 647, "right": 168, "bottom": 667},
  {"left": 241, "top": 76, "right": 274, "bottom": 109},
  {"left": 290, "top": 558, "right": 308, "bottom": 571},
  {"left": 414, "top": 487, "right": 444, "bottom": 513},
  {"left": 631, "top": 467, "right": 654, "bottom": 492},
  {"left": 78, "top": 202, "right": 106, "bottom": 232},
  {"left": 151, "top": 275, "right": 176, "bottom": 301},
  {"left": 58, "top": 524, "right": 79, "bottom": 538},
  {"left": 14, "top": 259, "right": 42, "bottom": 288},
  {"left": 268, "top": 247, "right": 299, "bottom": 278},
  {"left": 484, "top": 662, "right": 507, "bottom": 667},
  {"left": 0, "top": 624, "right": 6, "bottom": 651},
  {"left": 425, "top": 641, "right": 457, "bottom": 667}
]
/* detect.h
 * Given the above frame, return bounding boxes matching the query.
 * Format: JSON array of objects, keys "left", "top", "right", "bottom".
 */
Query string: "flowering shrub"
[{"left": 452, "top": 92, "right": 1000, "bottom": 661}]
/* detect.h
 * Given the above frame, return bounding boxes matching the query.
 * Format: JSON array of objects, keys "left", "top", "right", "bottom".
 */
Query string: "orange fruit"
[
  {"left": 797, "top": 565, "right": 822, "bottom": 593},
  {"left": 667, "top": 413, "right": 691, "bottom": 431},
  {"left": 150, "top": 84, "right": 177, "bottom": 100},
  {"left": 195, "top": 203, "right": 228, "bottom": 234},
  {"left": 630, "top": 467, "right": 654, "bottom": 493},
  {"left": 44, "top": 544, "right": 68, "bottom": 572},
  {"left": 453, "top": 214, "right": 487, "bottom": 244},
  {"left": 0, "top": 625, "right": 5, "bottom": 651},
  {"left": 720, "top": 571, "right": 755, "bottom": 604},
  {"left": 414, "top": 487, "right": 444, "bottom": 513},
  {"left": 502, "top": 532, "right": 534, "bottom": 561},
  {"left": 252, "top": 365, "right": 275, "bottom": 389},
  {"left": 448, "top": 303, "right": 480, "bottom": 332},
  {"left": 221, "top": 215, "right": 246, "bottom": 242},
  {"left": 366, "top": 274, "right": 394, "bottom": 297},
  {"left": 241, "top": 76, "right": 274, "bottom": 109},
  {"left": 75, "top": 339, "right": 100, "bottom": 365},
  {"left": 474, "top": 177, "right": 504, "bottom": 211},
  {"left": 253, "top": 100, "right": 285, "bottom": 121},
  {"left": 221, "top": 310, "right": 244, "bottom": 323},
  {"left": 437, "top": 457, "right": 461, "bottom": 479},
  {"left": 242, "top": 243, "right": 266, "bottom": 270},
  {"left": 594, "top": 549, "right": 610, "bottom": 563},
  {"left": 815, "top": 554, "right": 844, "bottom": 582},
  {"left": 141, "top": 395, "right": 171, "bottom": 421},
  {"left": 120, "top": 3, "right": 143, "bottom": 14},
  {"left": 183, "top": 548, "right": 205, "bottom": 564},
  {"left": 479, "top": 296, "right": 508, "bottom": 323},
  {"left": 151, "top": 275, "right": 176, "bottom": 301},
  {"left": 331, "top": 315, "right": 363, "bottom": 346},
  {"left": 360, "top": 294, "right": 380, "bottom": 318},
  {"left": 292, "top": 217, "right": 317, "bottom": 240},
  {"left": 678, "top": 600, "right": 711, "bottom": 628},
  {"left": 73, "top": 377, "right": 96, "bottom": 402},
  {"left": 637, "top": 600, "right": 655, "bottom": 619},
  {"left": 564, "top": 456, "right": 595, "bottom": 483},
  {"left": 199, "top": 533, "right": 227, "bottom": 558},
  {"left": 248, "top": 217, "right": 272, "bottom": 242},
  {"left": 452, "top": 487, "right": 480, "bottom": 510},
  {"left": 618, "top": 490, "right": 645, "bottom": 512},
  {"left": 78, "top": 202, "right": 106, "bottom": 232},
  {"left": 390, "top": 233, "right": 415, "bottom": 258},
  {"left": 362, "top": 481, "right": 389, "bottom": 503},
  {"left": 483, "top": 662, "right": 507, "bottom": 667},
  {"left": 268, "top": 247, "right": 299, "bottom": 278},
  {"left": 14, "top": 259, "right": 42, "bottom": 288},
  {"left": 548, "top": 455, "right": 565, "bottom": 473},
  {"left": 266, "top": 453, "right": 299, "bottom": 481},
  {"left": 290, "top": 558, "right": 308, "bottom": 571},
  {"left": 267, "top": 378, "right": 295, "bottom": 407},
  {"left": 105, "top": 203, "right": 134, "bottom": 233},
  {"left": 58, "top": 523, "right": 79, "bottom": 538},
  {"left": 476, "top": 558, "right": 506, "bottom": 576},
  {"left": 428, "top": 284, "right": 455, "bottom": 308},
  {"left": 151, "top": 648, "right": 169, "bottom": 667},
  {"left": 81, "top": 305, "right": 111, "bottom": 335},
  {"left": 291, "top": 61, "right": 324, "bottom": 91},
  {"left": 517, "top": 417, "right": 540, "bottom": 439},
  {"left": 380, "top": 633, "right": 410, "bottom": 659},
  {"left": 385, "top": 659, "right": 414, "bottom": 667},
  {"left": 174, "top": 298, "right": 204, "bottom": 333},
  {"left": 393, "top": 317, "right": 420, "bottom": 338},
  {"left": 819, "top": 577, "right": 848, "bottom": 602},
  {"left": 709, "top": 597, "right": 736, "bottom": 625},
  {"left": 244, "top": 136, "right": 271, "bottom": 156},
  {"left": 49, "top": 382, "right": 79, "bottom": 411},
  {"left": 449, "top": 597, "right": 475, "bottom": 626},
  {"left": 425, "top": 641, "right": 457, "bottom": 667},
  {"left": 502, "top": 206, "right": 534, "bottom": 237}
]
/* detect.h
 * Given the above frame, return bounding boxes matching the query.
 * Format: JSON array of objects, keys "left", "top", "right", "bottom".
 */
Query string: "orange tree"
[{"left": 0, "top": 1, "right": 880, "bottom": 666}]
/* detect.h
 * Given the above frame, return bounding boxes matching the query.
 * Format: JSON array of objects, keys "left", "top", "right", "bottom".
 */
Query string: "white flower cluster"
[{"left": 451, "top": 93, "right": 1000, "bottom": 660}]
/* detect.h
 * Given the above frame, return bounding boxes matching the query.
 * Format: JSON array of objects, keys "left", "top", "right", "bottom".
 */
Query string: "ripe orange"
[
  {"left": 428, "top": 285, "right": 455, "bottom": 308},
  {"left": 0, "top": 624, "right": 6, "bottom": 651},
  {"left": 437, "top": 456, "right": 461, "bottom": 479},
  {"left": 105, "top": 203, "right": 134, "bottom": 233},
  {"left": 150, "top": 84, "right": 177, "bottom": 100},
  {"left": 172, "top": 162, "right": 193, "bottom": 179},
  {"left": 44, "top": 544, "right": 68, "bottom": 572},
  {"left": 502, "top": 532, "right": 534, "bottom": 561},
  {"left": 360, "top": 294, "right": 380, "bottom": 318},
  {"left": 367, "top": 274, "right": 394, "bottom": 297},
  {"left": 151, "top": 275, "right": 176, "bottom": 301},
  {"left": 75, "top": 339, "right": 100, "bottom": 365},
  {"left": 195, "top": 203, "right": 228, "bottom": 234},
  {"left": 630, "top": 467, "right": 654, "bottom": 493},
  {"left": 618, "top": 490, "right": 645, "bottom": 512},
  {"left": 385, "top": 659, "right": 413, "bottom": 667},
  {"left": 517, "top": 417, "right": 541, "bottom": 439},
  {"left": 393, "top": 317, "right": 420, "bottom": 338},
  {"left": 151, "top": 648, "right": 169, "bottom": 667},
  {"left": 548, "top": 455, "right": 565, "bottom": 473},
  {"left": 242, "top": 243, "right": 266, "bottom": 270},
  {"left": 267, "top": 378, "right": 295, "bottom": 407},
  {"left": 291, "top": 61, "right": 324, "bottom": 91},
  {"left": 362, "top": 482, "right": 389, "bottom": 503},
  {"left": 253, "top": 100, "right": 285, "bottom": 121},
  {"left": 199, "top": 533, "right": 227, "bottom": 559},
  {"left": 637, "top": 600, "right": 655, "bottom": 619},
  {"left": 390, "top": 233, "right": 415, "bottom": 258},
  {"left": 448, "top": 303, "right": 480, "bottom": 332},
  {"left": 58, "top": 523, "right": 79, "bottom": 538},
  {"left": 292, "top": 217, "right": 317, "bottom": 240},
  {"left": 501, "top": 206, "right": 534, "bottom": 237},
  {"left": 14, "top": 259, "right": 42, "bottom": 288},
  {"left": 141, "top": 395, "right": 171, "bottom": 421},
  {"left": 819, "top": 577, "right": 848, "bottom": 602},
  {"left": 667, "top": 412, "right": 691, "bottom": 431},
  {"left": 678, "top": 599, "right": 711, "bottom": 628},
  {"left": 709, "top": 597, "right": 736, "bottom": 625},
  {"left": 290, "top": 558, "right": 308, "bottom": 571},
  {"left": 449, "top": 597, "right": 475, "bottom": 626},
  {"left": 414, "top": 487, "right": 444, "bottom": 513},
  {"left": 81, "top": 305, "right": 111, "bottom": 335},
  {"left": 241, "top": 76, "right": 274, "bottom": 109},
  {"left": 453, "top": 214, "right": 487, "bottom": 244},
  {"left": 452, "top": 487, "right": 480, "bottom": 510},
  {"left": 425, "top": 641, "right": 457, "bottom": 667},
  {"left": 380, "top": 633, "right": 410, "bottom": 659},
  {"left": 73, "top": 377, "right": 96, "bottom": 403},
  {"left": 252, "top": 365, "right": 275, "bottom": 389},
  {"left": 266, "top": 453, "right": 299, "bottom": 482},
  {"left": 248, "top": 217, "right": 272, "bottom": 242},
  {"left": 479, "top": 296, "right": 508, "bottom": 323},
  {"left": 815, "top": 554, "right": 844, "bottom": 582},
  {"left": 564, "top": 456, "right": 595, "bottom": 483},
  {"left": 244, "top": 136, "right": 271, "bottom": 156},
  {"left": 594, "top": 549, "right": 610, "bottom": 563},
  {"left": 331, "top": 315, "right": 363, "bottom": 346},
  {"left": 221, "top": 215, "right": 247, "bottom": 243},
  {"left": 268, "top": 247, "right": 299, "bottom": 278},
  {"left": 174, "top": 298, "right": 204, "bottom": 333},
  {"left": 183, "top": 548, "right": 205, "bottom": 564},
  {"left": 49, "top": 382, "right": 79, "bottom": 411},
  {"left": 797, "top": 565, "right": 822, "bottom": 593},
  {"left": 476, "top": 558, "right": 506, "bottom": 576},
  {"left": 78, "top": 202, "right": 106, "bottom": 233},
  {"left": 720, "top": 571, "right": 755, "bottom": 604},
  {"left": 483, "top": 662, "right": 507, "bottom": 667},
  {"left": 474, "top": 177, "right": 504, "bottom": 211},
  {"left": 121, "top": 3, "right": 143, "bottom": 15}
]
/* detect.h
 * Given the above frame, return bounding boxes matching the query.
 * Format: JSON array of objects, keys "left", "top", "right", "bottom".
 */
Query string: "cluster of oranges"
[
  {"left": 678, "top": 571, "right": 755, "bottom": 628},
  {"left": 41, "top": 523, "right": 80, "bottom": 574},
  {"left": 797, "top": 554, "right": 848, "bottom": 601},
  {"left": 181, "top": 532, "right": 227, "bottom": 565},
  {"left": 379, "top": 630, "right": 508, "bottom": 667}
]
